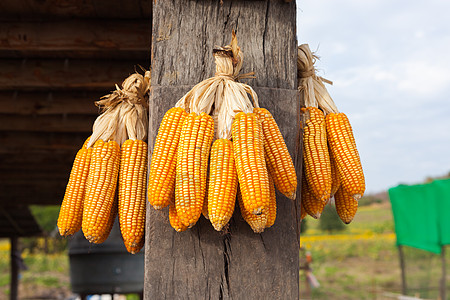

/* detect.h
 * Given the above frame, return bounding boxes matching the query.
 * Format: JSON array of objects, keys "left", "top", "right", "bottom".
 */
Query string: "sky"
[{"left": 296, "top": 0, "right": 450, "bottom": 193}]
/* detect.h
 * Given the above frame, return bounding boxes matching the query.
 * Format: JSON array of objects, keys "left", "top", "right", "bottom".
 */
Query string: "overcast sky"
[{"left": 296, "top": 0, "right": 450, "bottom": 193}]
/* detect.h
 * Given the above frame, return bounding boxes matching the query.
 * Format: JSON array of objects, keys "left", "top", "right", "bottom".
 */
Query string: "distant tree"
[
  {"left": 29, "top": 205, "right": 60, "bottom": 233},
  {"left": 27, "top": 205, "right": 67, "bottom": 253},
  {"left": 319, "top": 204, "right": 345, "bottom": 233}
]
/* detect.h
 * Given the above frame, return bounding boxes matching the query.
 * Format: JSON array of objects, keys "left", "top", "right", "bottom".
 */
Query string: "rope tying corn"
[{"left": 297, "top": 44, "right": 338, "bottom": 114}]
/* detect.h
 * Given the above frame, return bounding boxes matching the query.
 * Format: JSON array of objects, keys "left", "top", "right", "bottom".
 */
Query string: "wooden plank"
[
  {"left": 0, "top": 152, "right": 77, "bottom": 167},
  {"left": 0, "top": 0, "right": 151, "bottom": 20},
  {"left": 399, "top": 245, "right": 407, "bottom": 295},
  {"left": 0, "top": 91, "right": 100, "bottom": 115},
  {"left": 0, "top": 114, "right": 95, "bottom": 132},
  {"left": 0, "top": 182, "right": 66, "bottom": 206},
  {"left": 0, "top": 20, "right": 150, "bottom": 59},
  {"left": 145, "top": 1, "right": 299, "bottom": 299},
  {"left": 0, "top": 132, "right": 89, "bottom": 152},
  {"left": 0, "top": 58, "right": 149, "bottom": 91}
]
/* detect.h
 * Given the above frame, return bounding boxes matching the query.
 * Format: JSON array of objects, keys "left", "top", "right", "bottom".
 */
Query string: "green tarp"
[{"left": 389, "top": 178, "right": 450, "bottom": 254}]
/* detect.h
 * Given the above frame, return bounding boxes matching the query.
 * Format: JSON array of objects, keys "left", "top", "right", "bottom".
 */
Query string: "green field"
[
  {"left": 1, "top": 202, "right": 446, "bottom": 299},
  {"left": 300, "top": 202, "right": 449, "bottom": 299},
  {"left": 0, "top": 240, "right": 70, "bottom": 299}
]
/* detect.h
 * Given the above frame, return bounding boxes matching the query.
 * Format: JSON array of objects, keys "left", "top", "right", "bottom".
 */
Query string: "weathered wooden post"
[{"left": 145, "top": 1, "right": 300, "bottom": 298}]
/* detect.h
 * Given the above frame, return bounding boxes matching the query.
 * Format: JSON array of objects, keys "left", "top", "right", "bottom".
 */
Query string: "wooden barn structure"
[
  {"left": 0, "top": 1, "right": 302, "bottom": 299},
  {"left": 0, "top": 1, "right": 151, "bottom": 299}
]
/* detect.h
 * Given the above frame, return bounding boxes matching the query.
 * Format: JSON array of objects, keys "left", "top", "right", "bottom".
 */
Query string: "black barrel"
[{"left": 68, "top": 219, "right": 144, "bottom": 295}]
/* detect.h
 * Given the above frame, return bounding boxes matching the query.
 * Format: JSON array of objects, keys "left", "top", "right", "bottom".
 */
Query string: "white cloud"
[{"left": 297, "top": 0, "right": 450, "bottom": 192}]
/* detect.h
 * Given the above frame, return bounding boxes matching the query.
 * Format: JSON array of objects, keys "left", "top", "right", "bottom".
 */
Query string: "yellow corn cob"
[
  {"left": 302, "top": 107, "right": 332, "bottom": 203},
  {"left": 208, "top": 139, "right": 238, "bottom": 231},
  {"left": 202, "top": 175, "right": 209, "bottom": 220},
  {"left": 82, "top": 139, "right": 120, "bottom": 243},
  {"left": 176, "top": 112, "right": 214, "bottom": 228},
  {"left": 334, "top": 187, "right": 358, "bottom": 224},
  {"left": 330, "top": 151, "right": 341, "bottom": 198},
  {"left": 58, "top": 137, "right": 92, "bottom": 237},
  {"left": 266, "top": 173, "right": 277, "bottom": 228},
  {"left": 237, "top": 189, "right": 267, "bottom": 233},
  {"left": 148, "top": 107, "right": 188, "bottom": 210},
  {"left": 232, "top": 112, "right": 270, "bottom": 215},
  {"left": 118, "top": 139, "right": 148, "bottom": 254},
  {"left": 254, "top": 107, "right": 297, "bottom": 200},
  {"left": 169, "top": 204, "right": 188, "bottom": 232},
  {"left": 301, "top": 170, "right": 325, "bottom": 219},
  {"left": 325, "top": 112, "right": 365, "bottom": 200},
  {"left": 96, "top": 195, "right": 118, "bottom": 244},
  {"left": 300, "top": 200, "right": 307, "bottom": 220}
]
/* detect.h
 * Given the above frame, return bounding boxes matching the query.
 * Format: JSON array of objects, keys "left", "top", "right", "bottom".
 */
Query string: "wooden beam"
[
  {"left": 0, "top": 0, "right": 151, "bottom": 20},
  {"left": 0, "top": 151, "right": 77, "bottom": 166},
  {"left": 0, "top": 20, "right": 150, "bottom": 59},
  {"left": 145, "top": 1, "right": 299, "bottom": 299},
  {"left": 0, "top": 179, "right": 66, "bottom": 205},
  {"left": 0, "top": 132, "right": 89, "bottom": 152},
  {"left": 10, "top": 237, "right": 18, "bottom": 300},
  {"left": 0, "top": 91, "right": 100, "bottom": 115},
  {"left": 0, "top": 58, "right": 149, "bottom": 91},
  {"left": 0, "top": 114, "right": 95, "bottom": 133}
]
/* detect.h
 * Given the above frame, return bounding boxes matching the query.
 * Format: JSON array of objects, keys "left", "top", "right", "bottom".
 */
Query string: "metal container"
[{"left": 68, "top": 219, "right": 144, "bottom": 295}]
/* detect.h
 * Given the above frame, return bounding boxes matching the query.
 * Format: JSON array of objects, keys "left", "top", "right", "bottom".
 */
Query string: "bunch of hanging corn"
[
  {"left": 298, "top": 44, "right": 365, "bottom": 224},
  {"left": 57, "top": 71, "right": 150, "bottom": 253},
  {"left": 148, "top": 32, "right": 297, "bottom": 233}
]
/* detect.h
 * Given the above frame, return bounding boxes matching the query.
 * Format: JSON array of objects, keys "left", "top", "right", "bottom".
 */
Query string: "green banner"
[{"left": 388, "top": 179, "right": 450, "bottom": 254}]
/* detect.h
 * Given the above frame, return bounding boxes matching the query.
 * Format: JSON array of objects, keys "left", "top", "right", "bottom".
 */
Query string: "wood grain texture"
[
  {"left": 0, "top": 58, "right": 148, "bottom": 91},
  {"left": 145, "top": 1, "right": 300, "bottom": 299},
  {"left": 0, "top": 91, "right": 100, "bottom": 115},
  {"left": 0, "top": 20, "right": 150, "bottom": 59},
  {"left": 0, "top": 0, "right": 151, "bottom": 20}
]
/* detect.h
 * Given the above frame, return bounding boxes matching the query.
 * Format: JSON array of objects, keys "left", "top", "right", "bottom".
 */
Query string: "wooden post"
[
  {"left": 145, "top": 1, "right": 300, "bottom": 299},
  {"left": 441, "top": 246, "right": 446, "bottom": 300},
  {"left": 10, "top": 237, "right": 18, "bottom": 300},
  {"left": 398, "top": 245, "right": 407, "bottom": 295}
]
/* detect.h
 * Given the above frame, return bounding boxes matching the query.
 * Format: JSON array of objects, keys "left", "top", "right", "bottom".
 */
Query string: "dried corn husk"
[
  {"left": 297, "top": 44, "right": 338, "bottom": 114},
  {"left": 175, "top": 31, "right": 258, "bottom": 139},
  {"left": 87, "top": 71, "right": 150, "bottom": 147}
]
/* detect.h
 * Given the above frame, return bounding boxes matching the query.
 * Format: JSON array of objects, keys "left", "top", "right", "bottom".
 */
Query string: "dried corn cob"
[
  {"left": 237, "top": 189, "right": 267, "bottom": 233},
  {"left": 118, "top": 139, "right": 148, "bottom": 254},
  {"left": 302, "top": 107, "right": 332, "bottom": 203},
  {"left": 202, "top": 181, "right": 209, "bottom": 220},
  {"left": 176, "top": 112, "right": 214, "bottom": 228},
  {"left": 326, "top": 113, "right": 365, "bottom": 200},
  {"left": 232, "top": 112, "right": 270, "bottom": 215},
  {"left": 301, "top": 171, "right": 325, "bottom": 219},
  {"left": 82, "top": 139, "right": 120, "bottom": 243},
  {"left": 266, "top": 173, "right": 277, "bottom": 228},
  {"left": 58, "top": 137, "right": 93, "bottom": 237},
  {"left": 334, "top": 187, "right": 358, "bottom": 224},
  {"left": 96, "top": 195, "right": 118, "bottom": 244},
  {"left": 169, "top": 204, "right": 188, "bottom": 232},
  {"left": 208, "top": 139, "right": 238, "bottom": 231},
  {"left": 300, "top": 199, "right": 307, "bottom": 220},
  {"left": 254, "top": 107, "right": 297, "bottom": 199},
  {"left": 148, "top": 107, "right": 188, "bottom": 210},
  {"left": 330, "top": 151, "right": 341, "bottom": 198}
]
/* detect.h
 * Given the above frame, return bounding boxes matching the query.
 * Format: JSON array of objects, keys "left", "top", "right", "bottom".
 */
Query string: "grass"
[
  {"left": 299, "top": 202, "right": 449, "bottom": 299},
  {"left": 0, "top": 239, "right": 70, "bottom": 299},
  {"left": 0, "top": 202, "right": 446, "bottom": 299}
]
